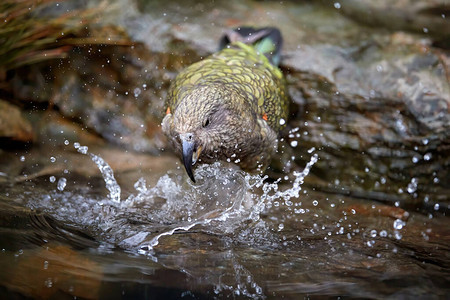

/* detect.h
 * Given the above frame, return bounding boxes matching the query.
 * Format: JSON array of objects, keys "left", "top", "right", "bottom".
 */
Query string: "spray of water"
[
  {"left": 74, "top": 143, "right": 121, "bottom": 203},
  {"left": 72, "top": 143, "right": 319, "bottom": 254},
  {"left": 127, "top": 154, "right": 318, "bottom": 253}
]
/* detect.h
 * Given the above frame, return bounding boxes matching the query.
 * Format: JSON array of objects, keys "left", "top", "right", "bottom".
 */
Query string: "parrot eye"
[{"left": 202, "top": 118, "right": 210, "bottom": 128}]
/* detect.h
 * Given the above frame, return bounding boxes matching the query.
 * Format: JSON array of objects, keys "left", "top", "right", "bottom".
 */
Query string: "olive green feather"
[{"left": 166, "top": 41, "right": 288, "bottom": 132}]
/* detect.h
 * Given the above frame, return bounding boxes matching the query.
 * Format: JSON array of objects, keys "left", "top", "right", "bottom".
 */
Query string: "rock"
[
  {"left": 329, "top": 0, "right": 450, "bottom": 43},
  {"left": 34, "top": 111, "right": 105, "bottom": 147},
  {"left": 283, "top": 30, "right": 449, "bottom": 209},
  {"left": 48, "top": 43, "right": 170, "bottom": 153},
  {"left": 0, "top": 100, "right": 34, "bottom": 145}
]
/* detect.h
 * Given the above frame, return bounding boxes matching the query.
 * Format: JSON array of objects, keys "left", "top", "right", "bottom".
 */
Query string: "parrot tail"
[{"left": 219, "top": 26, "right": 283, "bottom": 67}]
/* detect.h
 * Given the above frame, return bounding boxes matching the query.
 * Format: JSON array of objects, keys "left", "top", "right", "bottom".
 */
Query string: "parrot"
[{"left": 161, "top": 27, "right": 289, "bottom": 182}]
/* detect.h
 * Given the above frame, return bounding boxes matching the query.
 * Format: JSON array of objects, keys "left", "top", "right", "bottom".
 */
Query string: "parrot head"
[{"left": 162, "top": 84, "right": 258, "bottom": 182}]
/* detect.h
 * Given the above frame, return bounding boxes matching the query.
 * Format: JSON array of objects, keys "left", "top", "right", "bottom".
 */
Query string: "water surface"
[{"left": 0, "top": 144, "right": 448, "bottom": 299}]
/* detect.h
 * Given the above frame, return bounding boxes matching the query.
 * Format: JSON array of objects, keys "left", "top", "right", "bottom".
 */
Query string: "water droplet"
[
  {"left": 376, "top": 65, "right": 383, "bottom": 72},
  {"left": 133, "top": 87, "right": 141, "bottom": 98},
  {"left": 423, "top": 27, "right": 429, "bottom": 33},
  {"left": 434, "top": 203, "right": 439, "bottom": 211},
  {"left": 307, "top": 147, "right": 315, "bottom": 153},
  {"left": 423, "top": 153, "right": 432, "bottom": 161},
  {"left": 412, "top": 156, "right": 420, "bottom": 163},
  {"left": 364, "top": 167, "right": 369, "bottom": 173},
  {"left": 44, "top": 278, "right": 53, "bottom": 288},
  {"left": 395, "top": 118, "right": 407, "bottom": 133},
  {"left": 407, "top": 178, "right": 418, "bottom": 194},
  {"left": 50, "top": 157, "right": 56, "bottom": 163},
  {"left": 57, "top": 177, "right": 67, "bottom": 191},
  {"left": 64, "top": 140, "right": 69, "bottom": 145},
  {"left": 393, "top": 219, "right": 405, "bottom": 230},
  {"left": 43, "top": 261, "right": 49, "bottom": 269},
  {"left": 421, "top": 231, "right": 429, "bottom": 241},
  {"left": 134, "top": 177, "right": 147, "bottom": 193},
  {"left": 278, "top": 223, "right": 284, "bottom": 231},
  {"left": 379, "top": 230, "right": 387, "bottom": 237},
  {"left": 290, "top": 140, "right": 298, "bottom": 147},
  {"left": 279, "top": 118, "right": 286, "bottom": 125},
  {"left": 370, "top": 230, "right": 377, "bottom": 238},
  {"left": 334, "top": 2, "right": 341, "bottom": 9},
  {"left": 77, "top": 146, "right": 89, "bottom": 154},
  {"left": 312, "top": 200, "right": 318, "bottom": 206},
  {"left": 49, "top": 176, "right": 56, "bottom": 183}
]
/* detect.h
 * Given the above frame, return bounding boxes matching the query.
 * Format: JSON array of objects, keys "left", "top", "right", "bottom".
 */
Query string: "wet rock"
[
  {"left": 284, "top": 31, "right": 449, "bottom": 209},
  {"left": 25, "top": 111, "right": 104, "bottom": 148},
  {"left": 329, "top": 0, "right": 450, "bottom": 43},
  {"left": 0, "top": 100, "right": 34, "bottom": 145}
]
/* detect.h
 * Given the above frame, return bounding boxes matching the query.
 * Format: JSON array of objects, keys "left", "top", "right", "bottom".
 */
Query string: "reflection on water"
[{"left": 0, "top": 145, "right": 449, "bottom": 299}]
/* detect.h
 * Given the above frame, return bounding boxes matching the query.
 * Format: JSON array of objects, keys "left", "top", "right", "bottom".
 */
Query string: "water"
[
  {"left": 0, "top": 146, "right": 449, "bottom": 299},
  {"left": 33, "top": 144, "right": 318, "bottom": 253}
]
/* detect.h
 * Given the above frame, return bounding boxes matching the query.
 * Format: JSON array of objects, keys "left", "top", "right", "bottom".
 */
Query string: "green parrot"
[{"left": 162, "top": 27, "right": 289, "bottom": 182}]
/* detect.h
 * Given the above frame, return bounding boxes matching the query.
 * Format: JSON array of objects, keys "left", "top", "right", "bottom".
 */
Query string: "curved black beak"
[{"left": 181, "top": 138, "right": 196, "bottom": 183}]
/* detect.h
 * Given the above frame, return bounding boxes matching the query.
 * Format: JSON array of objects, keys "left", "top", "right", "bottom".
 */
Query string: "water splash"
[
  {"left": 248, "top": 153, "right": 319, "bottom": 222},
  {"left": 74, "top": 143, "right": 121, "bottom": 203},
  {"left": 89, "top": 154, "right": 121, "bottom": 203},
  {"left": 132, "top": 164, "right": 253, "bottom": 252},
  {"left": 135, "top": 153, "right": 319, "bottom": 252},
  {"left": 53, "top": 144, "right": 319, "bottom": 255}
]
